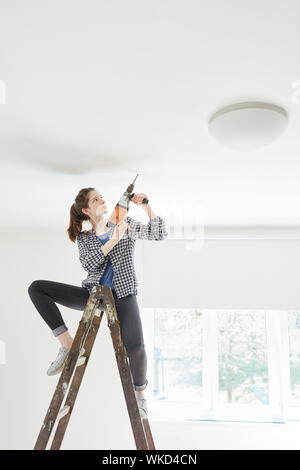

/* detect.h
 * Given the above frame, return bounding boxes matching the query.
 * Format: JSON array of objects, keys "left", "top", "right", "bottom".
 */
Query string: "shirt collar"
[{"left": 89, "top": 220, "right": 115, "bottom": 237}]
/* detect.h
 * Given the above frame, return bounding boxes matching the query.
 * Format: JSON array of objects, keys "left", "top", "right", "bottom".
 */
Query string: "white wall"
[
  {"left": 1, "top": 226, "right": 300, "bottom": 450},
  {"left": 141, "top": 226, "right": 300, "bottom": 309}
]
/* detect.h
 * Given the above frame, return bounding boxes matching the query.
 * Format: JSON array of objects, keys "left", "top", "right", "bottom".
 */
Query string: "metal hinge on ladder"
[{"left": 33, "top": 285, "right": 155, "bottom": 450}]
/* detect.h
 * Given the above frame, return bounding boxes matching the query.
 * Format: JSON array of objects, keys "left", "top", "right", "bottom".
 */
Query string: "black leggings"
[{"left": 28, "top": 280, "right": 147, "bottom": 390}]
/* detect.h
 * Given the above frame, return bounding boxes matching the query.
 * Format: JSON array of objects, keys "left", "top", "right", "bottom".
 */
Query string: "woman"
[{"left": 28, "top": 186, "right": 168, "bottom": 418}]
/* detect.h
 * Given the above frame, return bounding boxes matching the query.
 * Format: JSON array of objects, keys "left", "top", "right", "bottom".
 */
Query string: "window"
[
  {"left": 142, "top": 308, "right": 300, "bottom": 423},
  {"left": 153, "top": 308, "right": 203, "bottom": 404},
  {"left": 218, "top": 311, "right": 269, "bottom": 406},
  {"left": 288, "top": 311, "right": 300, "bottom": 406}
]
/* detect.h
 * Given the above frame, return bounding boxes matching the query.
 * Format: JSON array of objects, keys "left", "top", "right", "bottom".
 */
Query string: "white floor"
[{"left": 150, "top": 419, "right": 300, "bottom": 450}]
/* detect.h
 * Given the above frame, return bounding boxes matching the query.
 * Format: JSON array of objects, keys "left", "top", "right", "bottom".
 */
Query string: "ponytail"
[{"left": 67, "top": 187, "right": 95, "bottom": 242}]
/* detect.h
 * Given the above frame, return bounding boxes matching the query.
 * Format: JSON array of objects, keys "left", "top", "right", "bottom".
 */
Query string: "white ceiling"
[{"left": 0, "top": 0, "right": 300, "bottom": 228}]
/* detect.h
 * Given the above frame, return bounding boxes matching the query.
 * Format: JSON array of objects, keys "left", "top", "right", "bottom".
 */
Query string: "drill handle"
[{"left": 130, "top": 193, "right": 149, "bottom": 204}]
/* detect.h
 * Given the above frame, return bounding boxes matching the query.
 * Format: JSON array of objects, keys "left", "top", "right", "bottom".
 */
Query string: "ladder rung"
[
  {"left": 76, "top": 356, "right": 86, "bottom": 367},
  {"left": 95, "top": 306, "right": 104, "bottom": 317},
  {"left": 57, "top": 405, "right": 70, "bottom": 421}
]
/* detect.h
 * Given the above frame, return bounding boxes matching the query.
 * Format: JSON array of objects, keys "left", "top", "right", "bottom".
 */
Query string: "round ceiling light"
[{"left": 208, "top": 101, "right": 288, "bottom": 150}]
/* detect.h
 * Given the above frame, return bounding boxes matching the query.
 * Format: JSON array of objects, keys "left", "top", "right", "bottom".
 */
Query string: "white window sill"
[{"left": 149, "top": 399, "right": 300, "bottom": 424}]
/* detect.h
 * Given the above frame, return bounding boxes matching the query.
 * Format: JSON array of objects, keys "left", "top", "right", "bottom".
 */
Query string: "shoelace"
[
  {"left": 137, "top": 398, "right": 148, "bottom": 414},
  {"left": 50, "top": 348, "right": 68, "bottom": 367},
  {"left": 50, "top": 346, "right": 85, "bottom": 368}
]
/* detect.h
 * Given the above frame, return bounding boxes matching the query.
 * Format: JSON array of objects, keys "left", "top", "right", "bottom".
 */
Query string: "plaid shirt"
[{"left": 77, "top": 215, "right": 168, "bottom": 298}]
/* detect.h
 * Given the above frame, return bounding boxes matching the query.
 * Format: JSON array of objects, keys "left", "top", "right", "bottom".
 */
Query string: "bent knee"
[{"left": 28, "top": 280, "right": 44, "bottom": 296}]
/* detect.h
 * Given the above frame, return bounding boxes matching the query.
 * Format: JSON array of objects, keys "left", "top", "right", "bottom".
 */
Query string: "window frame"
[{"left": 141, "top": 308, "right": 300, "bottom": 423}]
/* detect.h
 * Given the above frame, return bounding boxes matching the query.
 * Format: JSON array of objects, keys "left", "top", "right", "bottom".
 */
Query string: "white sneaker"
[
  {"left": 47, "top": 346, "right": 70, "bottom": 376},
  {"left": 136, "top": 397, "right": 148, "bottom": 419}
]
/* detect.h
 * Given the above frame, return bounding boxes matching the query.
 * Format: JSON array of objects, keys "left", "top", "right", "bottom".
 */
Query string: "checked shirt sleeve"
[
  {"left": 77, "top": 233, "right": 107, "bottom": 272},
  {"left": 126, "top": 215, "right": 168, "bottom": 241}
]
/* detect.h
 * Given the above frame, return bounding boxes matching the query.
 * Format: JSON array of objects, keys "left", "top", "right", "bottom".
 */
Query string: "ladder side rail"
[
  {"left": 102, "top": 287, "right": 150, "bottom": 450},
  {"left": 50, "top": 309, "right": 104, "bottom": 449},
  {"left": 34, "top": 290, "right": 103, "bottom": 450}
]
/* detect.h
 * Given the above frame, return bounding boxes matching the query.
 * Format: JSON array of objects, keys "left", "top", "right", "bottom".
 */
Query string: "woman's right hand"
[{"left": 112, "top": 220, "right": 129, "bottom": 242}]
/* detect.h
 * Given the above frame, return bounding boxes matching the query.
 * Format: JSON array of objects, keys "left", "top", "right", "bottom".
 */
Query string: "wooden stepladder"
[{"left": 34, "top": 285, "right": 155, "bottom": 450}]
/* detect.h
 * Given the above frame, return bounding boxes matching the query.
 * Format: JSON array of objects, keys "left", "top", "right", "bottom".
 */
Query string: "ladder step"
[
  {"left": 95, "top": 306, "right": 104, "bottom": 316},
  {"left": 76, "top": 356, "right": 86, "bottom": 367},
  {"left": 57, "top": 405, "right": 70, "bottom": 421}
]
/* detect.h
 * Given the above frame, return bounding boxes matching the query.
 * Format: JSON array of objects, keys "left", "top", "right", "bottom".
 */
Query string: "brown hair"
[{"left": 67, "top": 187, "right": 95, "bottom": 242}]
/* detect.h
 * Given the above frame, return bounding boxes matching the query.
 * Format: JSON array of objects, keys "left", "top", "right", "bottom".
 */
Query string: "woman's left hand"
[{"left": 132, "top": 193, "right": 148, "bottom": 206}]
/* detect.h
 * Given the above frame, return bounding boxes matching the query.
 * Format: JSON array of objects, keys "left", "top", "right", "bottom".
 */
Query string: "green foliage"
[
  {"left": 218, "top": 311, "right": 269, "bottom": 404},
  {"left": 154, "top": 309, "right": 269, "bottom": 405}
]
